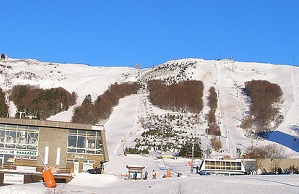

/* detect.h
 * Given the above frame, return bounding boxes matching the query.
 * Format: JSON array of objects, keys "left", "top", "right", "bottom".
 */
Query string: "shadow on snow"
[{"left": 267, "top": 130, "right": 299, "bottom": 152}]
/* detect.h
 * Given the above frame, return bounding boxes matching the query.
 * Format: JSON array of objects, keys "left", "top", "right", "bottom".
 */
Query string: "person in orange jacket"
[{"left": 152, "top": 170, "right": 157, "bottom": 179}]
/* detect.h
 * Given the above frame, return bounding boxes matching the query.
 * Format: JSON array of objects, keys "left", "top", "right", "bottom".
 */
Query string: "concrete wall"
[
  {"left": 101, "top": 130, "right": 109, "bottom": 162},
  {"left": 37, "top": 127, "right": 68, "bottom": 168},
  {"left": 257, "top": 158, "right": 299, "bottom": 172}
]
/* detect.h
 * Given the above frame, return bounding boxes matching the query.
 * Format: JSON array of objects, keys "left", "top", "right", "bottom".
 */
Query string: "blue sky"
[{"left": 0, "top": 1, "right": 298, "bottom": 67}]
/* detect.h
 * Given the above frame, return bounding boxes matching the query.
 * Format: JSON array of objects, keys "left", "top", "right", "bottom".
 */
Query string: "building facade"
[{"left": 0, "top": 118, "right": 109, "bottom": 173}]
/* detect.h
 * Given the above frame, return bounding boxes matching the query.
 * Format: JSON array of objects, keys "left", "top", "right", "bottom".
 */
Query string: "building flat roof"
[{"left": 0, "top": 117, "right": 105, "bottom": 131}]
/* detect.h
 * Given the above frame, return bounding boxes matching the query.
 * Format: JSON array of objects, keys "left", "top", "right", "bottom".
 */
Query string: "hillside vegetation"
[
  {"left": 71, "top": 82, "right": 140, "bottom": 124},
  {"left": 131, "top": 113, "right": 202, "bottom": 157},
  {"left": 147, "top": 80, "right": 204, "bottom": 113},
  {"left": 241, "top": 80, "right": 283, "bottom": 138},
  {"left": 9, "top": 85, "right": 76, "bottom": 119},
  {"left": 207, "top": 86, "right": 222, "bottom": 151},
  {"left": 128, "top": 80, "right": 205, "bottom": 156},
  {"left": 0, "top": 88, "right": 8, "bottom": 117}
]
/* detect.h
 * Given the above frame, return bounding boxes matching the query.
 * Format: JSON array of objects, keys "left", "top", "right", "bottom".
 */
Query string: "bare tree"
[{"left": 175, "top": 181, "right": 186, "bottom": 194}]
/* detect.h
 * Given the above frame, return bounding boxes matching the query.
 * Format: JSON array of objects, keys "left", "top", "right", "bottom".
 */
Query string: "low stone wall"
[{"left": 257, "top": 158, "right": 299, "bottom": 172}]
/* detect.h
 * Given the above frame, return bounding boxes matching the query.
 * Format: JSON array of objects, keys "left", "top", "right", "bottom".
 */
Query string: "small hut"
[{"left": 126, "top": 165, "right": 145, "bottom": 180}]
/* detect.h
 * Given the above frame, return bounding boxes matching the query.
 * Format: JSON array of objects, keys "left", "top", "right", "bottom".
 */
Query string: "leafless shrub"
[
  {"left": 211, "top": 136, "right": 222, "bottom": 151},
  {"left": 242, "top": 80, "right": 283, "bottom": 135},
  {"left": 246, "top": 144, "right": 286, "bottom": 159},
  {"left": 175, "top": 181, "right": 186, "bottom": 194},
  {"left": 147, "top": 80, "right": 204, "bottom": 113}
]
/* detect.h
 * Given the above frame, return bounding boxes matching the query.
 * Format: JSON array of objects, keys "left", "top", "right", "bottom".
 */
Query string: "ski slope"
[{"left": 1, "top": 58, "right": 299, "bottom": 193}]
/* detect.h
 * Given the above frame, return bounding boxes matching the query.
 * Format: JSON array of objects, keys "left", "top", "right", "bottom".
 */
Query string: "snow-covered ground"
[
  {"left": 1, "top": 168, "right": 299, "bottom": 194},
  {"left": 0, "top": 58, "right": 299, "bottom": 193}
]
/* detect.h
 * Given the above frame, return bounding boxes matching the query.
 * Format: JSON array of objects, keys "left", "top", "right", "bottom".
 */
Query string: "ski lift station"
[
  {"left": 0, "top": 117, "right": 109, "bottom": 185},
  {"left": 126, "top": 165, "right": 145, "bottom": 180},
  {"left": 196, "top": 158, "right": 256, "bottom": 175}
]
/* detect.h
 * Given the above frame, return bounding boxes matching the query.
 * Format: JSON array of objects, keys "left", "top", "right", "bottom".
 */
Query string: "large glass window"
[
  {"left": 67, "top": 130, "right": 103, "bottom": 155},
  {"left": 204, "top": 160, "right": 243, "bottom": 172},
  {"left": 0, "top": 128, "right": 5, "bottom": 148},
  {"left": 0, "top": 124, "right": 39, "bottom": 163},
  {"left": 236, "top": 162, "right": 242, "bottom": 170}
]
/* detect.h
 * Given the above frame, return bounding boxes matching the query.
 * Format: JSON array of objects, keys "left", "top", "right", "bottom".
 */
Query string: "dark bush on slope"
[
  {"left": 241, "top": 80, "right": 283, "bottom": 136},
  {"left": 147, "top": 80, "right": 204, "bottom": 113},
  {"left": 0, "top": 88, "right": 8, "bottom": 117},
  {"left": 208, "top": 86, "right": 217, "bottom": 110}
]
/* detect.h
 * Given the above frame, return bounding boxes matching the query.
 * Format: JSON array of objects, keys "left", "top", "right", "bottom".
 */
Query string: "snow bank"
[
  {"left": 68, "top": 173, "right": 120, "bottom": 187},
  {"left": 0, "top": 183, "right": 46, "bottom": 194}
]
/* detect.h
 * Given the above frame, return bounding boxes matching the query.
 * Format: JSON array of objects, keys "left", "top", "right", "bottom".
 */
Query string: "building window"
[
  {"left": 0, "top": 124, "right": 39, "bottom": 164},
  {"left": 67, "top": 130, "right": 103, "bottom": 155}
]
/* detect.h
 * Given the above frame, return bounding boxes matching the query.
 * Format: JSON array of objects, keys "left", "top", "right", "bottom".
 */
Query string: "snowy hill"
[
  {"left": 1, "top": 57, "right": 299, "bottom": 194},
  {"left": 1, "top": 57, "right": 299, "bottom": 172}
]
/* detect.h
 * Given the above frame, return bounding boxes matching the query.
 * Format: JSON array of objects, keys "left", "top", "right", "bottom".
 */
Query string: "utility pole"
[
  {"left": 251, "top": 138, "right": 254, "bottom": 152},
  {"left": 191, "top": 143, "right": 195, "bottom": 174}
]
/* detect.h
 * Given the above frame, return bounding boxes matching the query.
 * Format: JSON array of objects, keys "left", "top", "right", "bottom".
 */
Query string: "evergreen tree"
[
  {"left": 0, "top": 88, "right": 8, "bottom": 117},
  {"left": 82, "top": 94, "right": 92, "bottom": 105}
]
